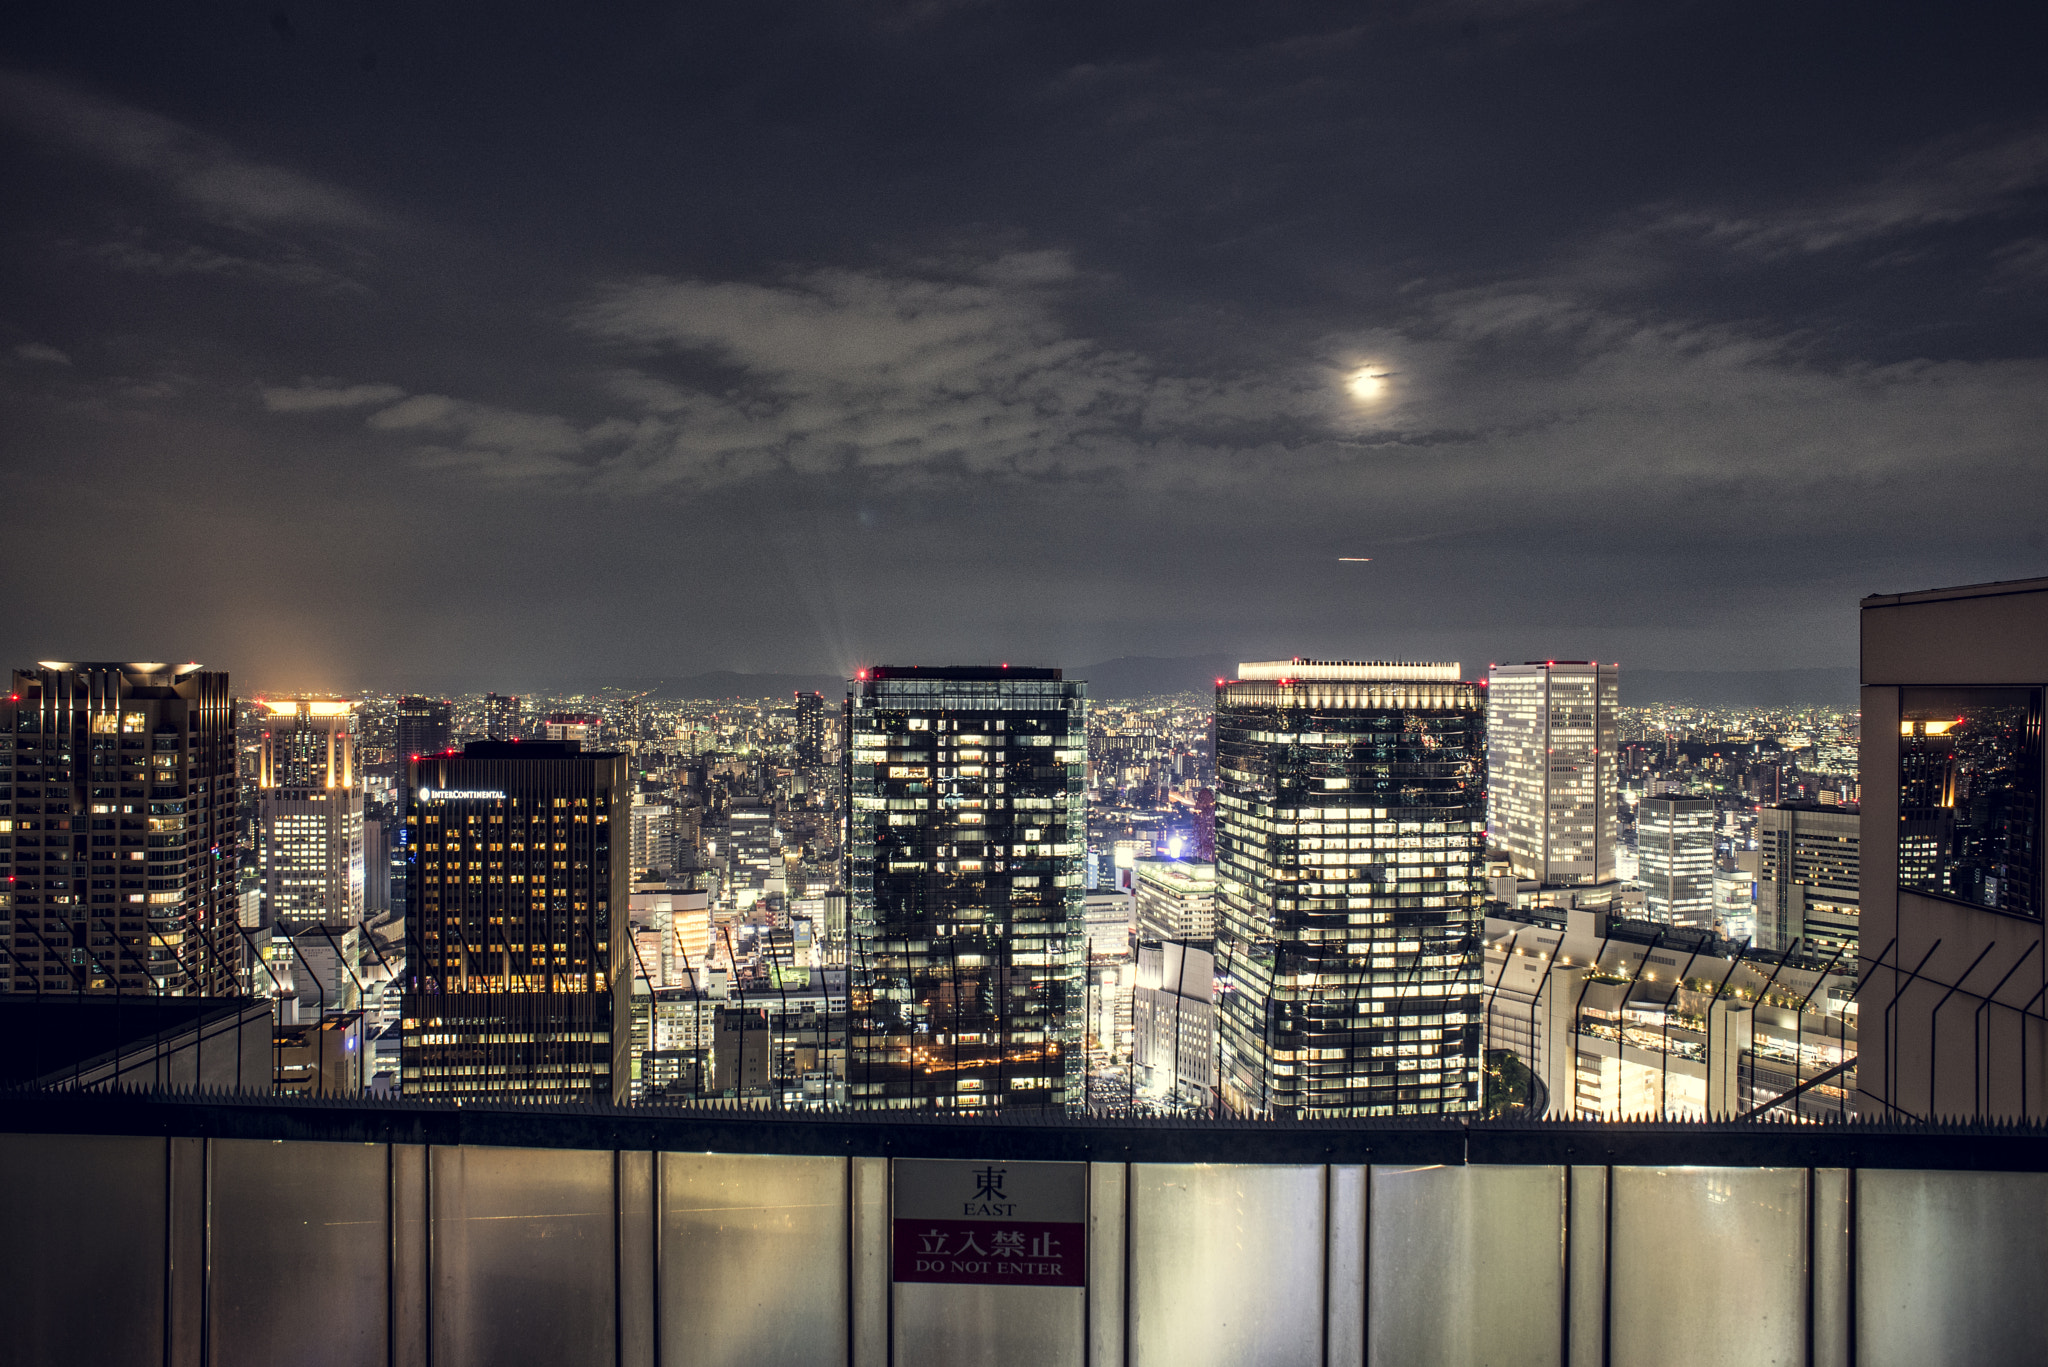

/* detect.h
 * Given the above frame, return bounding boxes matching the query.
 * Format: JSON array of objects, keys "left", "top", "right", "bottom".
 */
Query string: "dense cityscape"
[
  {"left": 2, "top": 658, "right": 1878, "bottom": 1119},
  {"left": 5, "top": 1, "right": 2045, "bottom": 1356}
]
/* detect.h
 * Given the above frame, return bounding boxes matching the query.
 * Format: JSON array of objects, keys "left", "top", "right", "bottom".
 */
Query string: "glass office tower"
[
  {"left": 794, "top": 690, "right": 826, "bottom": 774},
  {"left": 395, "top": 697, "right": 453, "bottom": 764},
  {"left": 1214, "top": 660, "right": 1487, "bottom": 1118},
  {"left": 401, "top": 740, "right": 630, "bottom": 1102},
  {"left": 844, "top": 666, "right": 1087, "bottom": 1111},
  {"left": 1487, "top": 662, "right": 1618, "bottom": 887},
  {"left": 1636, "top": 795, "right": 1716, "bottom": 929}
]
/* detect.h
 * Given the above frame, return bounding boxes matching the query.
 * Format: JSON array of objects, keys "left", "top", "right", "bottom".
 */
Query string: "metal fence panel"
[
  {"left": 1609, "top": 1167, "right": 1805, "bottom": 1367},
  {"left": 894, "top": 1283, "right": 1083, "bottom": 1367},
  {"left": 208, "top": 1137, "right": 388, "bottom": 1367},
  {"left": 1369, "top": 1164, "right": 1563, "bottom": 1367},
  {"left": 0, "top": 1132, "right": 164, "bottom": 1367},
  {"left": 1858, "top": 1169, "right": 2048, "bottom": 1367},
  {"left": 659, "top": 1152, "right": 848, "bottom": 1367},
  {"left": 430, "top": 1144, "right": 617, "bottom": 1367},
  {"left": 1128, "top": 1163, "right": 1326, "bottom": 1367}
]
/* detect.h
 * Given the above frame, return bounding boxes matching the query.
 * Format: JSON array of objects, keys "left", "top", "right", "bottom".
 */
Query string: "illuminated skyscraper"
[
  {"left": 395, "top": 697, "right": 452, "bottom": 765},
  {"left": 542, "top": 715, "right": 594, "bottom": 743},
  {"left": 794, "top": 690, "right": 826, "bottom": 775},
  {"left": 1636, "top": 795, "right": 1716, "bottom": 929},
  {"left": 844, "top": 665, "right": 1087, "bottom": 1111},
  {"left": 2, "top": 662, "right": 239, "bottom": 996},
  {"left": 1486, "top": 662, "right": 1618, "bottom": 887},
  {"left": 483, "top": 692, "right": 522, "bottom": 742},
  {"left": 256, "top": 699, "right": 363, "bottom": 932},
  {"left": 401, "top": 740, "right": 629, "bottom": 1102},
  {"left": 1757, "top": 802, "right": 1859, "bottom": 956},
  {"left": 1214, "top": 660, "right": 1487, "bottom": 1118}
]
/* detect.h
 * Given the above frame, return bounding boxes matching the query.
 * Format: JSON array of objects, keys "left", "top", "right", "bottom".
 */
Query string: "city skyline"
[{"left": 5, "top": 3, "right": 2047, "bottom": 687}]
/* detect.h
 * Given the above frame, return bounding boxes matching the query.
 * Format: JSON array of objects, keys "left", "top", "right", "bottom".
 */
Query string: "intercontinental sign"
[{"left": 416, "top": 788, "right": 507, "bottom": 801}]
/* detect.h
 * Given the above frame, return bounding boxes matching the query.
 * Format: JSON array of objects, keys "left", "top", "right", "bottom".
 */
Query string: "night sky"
[{"left": 3, "top": 2, "right": 2045, "bottom": 692}]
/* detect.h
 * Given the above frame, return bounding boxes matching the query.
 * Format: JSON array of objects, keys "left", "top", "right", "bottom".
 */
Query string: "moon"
[{"left": 1347, "top": 368, "right": 1385, "bottom": 401}]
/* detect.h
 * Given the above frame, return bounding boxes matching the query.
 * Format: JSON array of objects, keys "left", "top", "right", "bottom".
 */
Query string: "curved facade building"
[{"left": 1214, "top": 660, "right": 1487, "bottom": 1117}]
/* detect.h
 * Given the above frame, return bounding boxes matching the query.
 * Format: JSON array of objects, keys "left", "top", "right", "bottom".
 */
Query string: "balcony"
[{"left": 2, "top": 1091, "right": 2044, "bottom": 1366}]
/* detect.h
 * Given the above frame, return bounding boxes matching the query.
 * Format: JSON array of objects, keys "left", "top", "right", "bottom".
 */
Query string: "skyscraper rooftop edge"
[
  {"left": 1235, "top": 660, "right": 1461, "bottom": 682},
  {"left": 860, "top": 664, "right": 1063, "bottom": 681},
  {"left": 24, "top": 660, "right": 207, "bottom": 677},
  {"left": 458, "top": 739, "right": 619, "bottom": 759},
  {"left": 1862, "top": 573, "right": 2048, "bottom": 606}
]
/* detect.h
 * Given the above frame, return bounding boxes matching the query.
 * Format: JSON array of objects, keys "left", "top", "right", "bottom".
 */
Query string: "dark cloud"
[{"left": 1, "top": 0, "right": 2044, "bottom": 691}]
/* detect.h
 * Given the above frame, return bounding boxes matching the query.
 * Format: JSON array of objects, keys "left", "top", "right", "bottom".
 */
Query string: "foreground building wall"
[{"left": 1860, "top": 576, "right": 2048, "bottom": 1120}]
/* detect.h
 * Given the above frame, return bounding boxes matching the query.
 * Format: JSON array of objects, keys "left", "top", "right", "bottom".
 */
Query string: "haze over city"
[{"left": 6, "top": 1, "right": 2048, "bottom": 691}]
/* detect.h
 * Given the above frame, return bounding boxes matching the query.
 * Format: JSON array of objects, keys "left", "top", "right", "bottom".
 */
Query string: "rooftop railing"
[{"left": 4, "top": 1090, "right": 2045, "bottom": 1367}]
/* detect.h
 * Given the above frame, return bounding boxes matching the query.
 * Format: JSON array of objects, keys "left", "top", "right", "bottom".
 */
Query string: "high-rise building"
[
  {"left": 1132, "top": 939, "right": 1216, "bottom": 1110},
  {"left": 1757, "top": 803, "right": 1859, "bottom": 957},
  {"left": 542, "top": 715, "right": 594, "bottom": 744},
  {"left": 2, "top": 662, "right": 239, "bottom": 996},
  {"left": 255, "top": 699, "right": 363, "bottom": 932},
  {"left": 1133, "top": 856, "right": 1217, "bottom": 944},
  {"left": 395, "top": 697, "right": 452, "bottom": 765},
  {"left": 483, "top": 693, "right": 522, "bottom": 742},
  {"left": 794, "top": 690, "right": 825, "bottom": 774},
  {"left": 1636, "top": 795, "right": 1716, "bottom": 928},
  {"left": 629, "top": 794, "right": 676, "bottom": 875},
  {"left": 1859, "top": 576, "right": 2047, "bottom": 1121},
  {"left": 1486, "top": 662, "right": 1618, "bottom": 887},
  {"left": 400, "top": 739, "right": 629, "bottom": 1102},
  {"left": 726, "top": 798, "right": 775, "bottom": 901},
  {"left": 844, "top": 665, "right": 1087, "bottom": 1111},
  {"left": 1213, "top": 660, "right": 1487, "bottom": 1118}
]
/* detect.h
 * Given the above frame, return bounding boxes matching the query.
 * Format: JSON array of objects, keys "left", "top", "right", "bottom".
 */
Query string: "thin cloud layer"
[
  {"left": 262, "top": 381, "right": 408, "bottom": 412},
  {"left": 262, "top": 250, "right": 2048, "bottom": 556},
  {"left": 3, "top": 0, "right": 2045, "bottom": 683},
  {"left": 1648, "top": 121, "right": 2048, "bottom": 258},
  {"left": 0, "top": 70, "right": 385, "bottom": 232}
]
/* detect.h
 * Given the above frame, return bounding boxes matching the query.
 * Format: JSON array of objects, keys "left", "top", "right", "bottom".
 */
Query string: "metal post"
[
  {"left": 1564, "top": 932, "right": 1613, "bottom": 1120},
  {"left": 1613, "top": 930, "right": 1665, "bottom": 1117},
  {"left": 1479, "top": 927, "right": 1527, "bottom": 1114},
  {"left": 2021, "top": 982, "right": 2048, "bottom": 1122},
  {"left": 1926, "top": 942, "right": 1998, "bottom": 1118},
  {"left": 1702, "top": 938, "right": 1752, "bottom": 1120},
  {"left": 719, "top": 923, "right": 752, "bottom": 1101},
  {"left": 231, "top": 922, "right": 292, "bottom": 1088},
  {"left": 627, "top": 931, "right": 659, "bottom": 1104},
  {"left": 1743, "top": 939, "right": 1801, "bottom": 1115},
  {"left": 99, "top": 919, "right": 173, "bottom": 1088},
  {"left": 1659, "top": 938, "right": 1707, "bottom": 1119},
  {"left": 1972, "top": 943, "right": 2039, "bottom": 1119},
  {"left": 1523, "top": 935, "right": 1567, "bottom": 1117},
  {"left": 1842, "top": 938, "right": 1896, "bottom": 1121},
  {"left": 285, "top": 933, "right": 330, "bottom": 1096},
  {"left": 1881, "top": 940, "right": 1943, "bottom": 1119},
  {"left": 1784, "top": 942, "right": 1848, "bottom": 1121}
]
